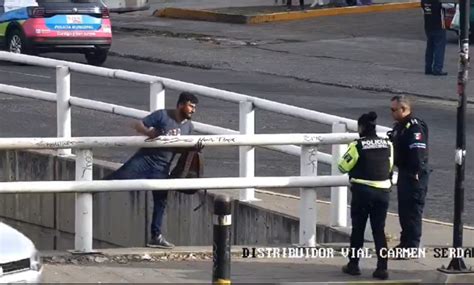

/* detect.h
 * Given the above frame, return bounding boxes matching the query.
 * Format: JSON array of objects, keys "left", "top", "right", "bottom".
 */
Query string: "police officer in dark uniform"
[
  {"left": 388, "top": 95, "right": 429, "bottom": 250},
  {"left": 421, "top": 0, "right": 449, "bottom": 75},
  {"left": 339, "top": 111, "right": 393, "bottom": 280}
]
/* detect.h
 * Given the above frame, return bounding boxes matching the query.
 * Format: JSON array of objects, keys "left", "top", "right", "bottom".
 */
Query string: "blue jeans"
[
  {"left": 425, "top": 29, "right": 447, "bottom": 73},
  {"left": 105, "top": 153, "right": 169, "bottom": 238}
]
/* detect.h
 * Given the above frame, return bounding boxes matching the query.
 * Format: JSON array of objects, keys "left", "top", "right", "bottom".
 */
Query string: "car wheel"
[
  {"left": 7, "top": 29, "right": 27, "bottom": 54},
  {"left": 85, "top": 50, "right": 108, "bottom": 66}
]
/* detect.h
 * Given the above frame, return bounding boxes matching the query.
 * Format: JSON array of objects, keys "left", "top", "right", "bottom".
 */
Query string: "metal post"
[
  {"left": 74, "top": 149, "right": 94, "bottom": 253},
  {"left": 150, "top": 81, "right": 165, "bottom": 111},
  {"left": 330, "top": 122, "right": 348, "bottom": 227},
  {"left": 299, "top": 145, "right": 318, "bottom": 247},
  {"left": 56, "top": 66, "right": 71, "bottom": 156},
  {"left": 212, "top": 195, "right": 231, "bottom": 284},
  {"left": 239, "top": 101, "right": 256, "bottom": 201},
  {"left": 439, "top": 0, "right": 473, "bottom": 273},
  {"left": 147, "top": 81, "right": 164, "bottom": 243}
]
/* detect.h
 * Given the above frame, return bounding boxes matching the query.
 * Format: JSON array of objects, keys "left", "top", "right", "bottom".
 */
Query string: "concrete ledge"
[
  {"left": 155, "top": 8, "right": 248, "bottom": 24},
  {"left": 427, "top": 270, "right": 474, "bottom": 283},
  {"left": 154, "top": 2, "right": 420, "bottom": 24}
]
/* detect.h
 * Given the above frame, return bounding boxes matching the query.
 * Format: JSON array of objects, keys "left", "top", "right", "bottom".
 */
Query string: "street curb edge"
[{"left": 154, "top": 2, "right": 420, "bottom": 24}]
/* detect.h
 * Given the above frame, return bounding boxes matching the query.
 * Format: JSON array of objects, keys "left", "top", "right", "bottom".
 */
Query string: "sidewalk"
[
  {"left": 244, "top": 189, "right": 474, "bottom": 248},
  {"left": 149, "top": 0, "right": 419, "bottom": 24},
  {"left": 137, "top": 0, "right": 417, "bottom": 13},
  {"left": 39, "top": 189, "right": 474, "bottom": 282},
  {"left": 40, "top": 246, "right": 474, "bottom": 283}
]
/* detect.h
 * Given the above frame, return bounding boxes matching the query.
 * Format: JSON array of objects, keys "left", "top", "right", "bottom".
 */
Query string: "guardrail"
[
  {"left": 0, "top": 51, "right": 392, "bottom": 229},
  {"left": 0, "top": 134, "right": 354, "bottom": 252}
]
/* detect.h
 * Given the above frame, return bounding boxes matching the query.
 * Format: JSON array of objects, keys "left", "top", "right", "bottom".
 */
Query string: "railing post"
[
  {"left": 299, "top": 145, "right": 318, "bottom": 247},
  {"left": 330, "top": 122, "right": 348, "bottom": 227},
  {"left": 150, "top": 81, "right": 165, "bottom": 111},
  {"left": 74, "top": 148, "right": 94, "bottom": 253},
  {"left": 212, "top": 195, "right": 232, "bottom": 284},
  {"left": 239, "top": 101, "right": 257, "bottom": 201},
  {"left": 147, "top": 81, "right": 164, "bottom": 244},
  {"left": 56, "top": 66, "right": 71, "bottom": 156}
]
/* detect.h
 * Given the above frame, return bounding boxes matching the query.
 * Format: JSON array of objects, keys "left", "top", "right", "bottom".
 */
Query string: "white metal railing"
[
  {"left": 0, "top": 134, "right": 355, "bottom": 252},
  {"left": 0, "top": 51, "right": 392, "bottom": 230}
]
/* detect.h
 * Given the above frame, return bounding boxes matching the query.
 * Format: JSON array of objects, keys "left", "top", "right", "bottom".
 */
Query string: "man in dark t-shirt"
[
  {"left": 106, "top": 92, "right": 198, "bottom": 248},
  {"left": 421, "top": 0, "right": 451, "bottom": 75}
]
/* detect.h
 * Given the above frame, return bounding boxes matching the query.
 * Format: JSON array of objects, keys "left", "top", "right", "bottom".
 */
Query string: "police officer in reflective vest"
[
  {"left": 339, "top": 111, "right": 393, "bottom": 280},
  {"left": 388, "top": 95, "right": 429, "bottom": 251}
]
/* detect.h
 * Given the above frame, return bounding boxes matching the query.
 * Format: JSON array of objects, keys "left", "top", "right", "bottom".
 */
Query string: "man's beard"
[{"left": 181, "top": 110, "right": 192, "bottom": 119}]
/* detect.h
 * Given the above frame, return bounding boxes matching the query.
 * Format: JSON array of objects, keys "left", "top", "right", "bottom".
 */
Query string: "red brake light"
[
  {"left": 101, "top": 7, "right": 110, "bottom": 18},
  {"left": 27, "top": 7, "right": 45, "bottom": 18}
]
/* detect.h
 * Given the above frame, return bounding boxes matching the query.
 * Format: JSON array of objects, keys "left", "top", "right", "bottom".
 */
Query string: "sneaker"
[
  {"left": 342, "top": 263, "right": 361, "bottom": 276},
  {"left": 147, "top": 234, "right": 175, "bottom": 249},
  {"left": 432, "top": 71, "right": 448, "bottom": 76},
  {"left": 373, "top": 268, "right": 389, "bottom": 280}
]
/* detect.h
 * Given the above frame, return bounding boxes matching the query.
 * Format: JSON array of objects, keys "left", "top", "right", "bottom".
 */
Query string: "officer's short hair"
[{"left": 391, "top": 95, "right": 411, "bottom": 110}]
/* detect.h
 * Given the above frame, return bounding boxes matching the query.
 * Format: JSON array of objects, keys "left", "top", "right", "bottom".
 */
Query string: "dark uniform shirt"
[
  {"left": 389, "top": 116, "right": 429, "bottom": 176},
  {"left": 338, "top": 135, "right": 394, "bottom": 189},
  {"left": 421, "top": 0, "right": 445, "bottom": 32}
]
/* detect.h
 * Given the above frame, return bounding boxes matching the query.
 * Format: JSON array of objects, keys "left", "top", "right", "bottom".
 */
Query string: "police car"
[
  {"left": 0, "top": 221, "right": 43, "bottom": 283},
  {"left": 0, "top": 0, "right": 112, "bottom": 65}
]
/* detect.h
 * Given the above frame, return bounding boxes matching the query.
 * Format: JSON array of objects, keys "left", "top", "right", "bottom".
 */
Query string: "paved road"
[{"left": 0, "top": 9, "right": 473, "bottom": 226}]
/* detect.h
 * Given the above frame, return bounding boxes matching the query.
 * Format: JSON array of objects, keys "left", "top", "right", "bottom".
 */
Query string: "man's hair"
[
  {"left": 391, "top": 95, "right": 411, "bottom": 109},
  {"left": 177, "top": 92, "right": 199, "bottom": 107}
]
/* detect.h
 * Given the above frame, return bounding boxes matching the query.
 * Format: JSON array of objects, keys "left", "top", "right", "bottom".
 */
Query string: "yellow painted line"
[
  {"left": 155, "top": 2, "right": 420, "bottom": 24},
  {"left": 248, "top": 2, "right": 420, "bottom": 23},
  {"left": 154, "top": 8, "right": 247, "bottom": 24}
]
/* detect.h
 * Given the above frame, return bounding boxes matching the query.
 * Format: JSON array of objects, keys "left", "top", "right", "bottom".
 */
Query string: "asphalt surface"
[{"left": 0, "top": 9, "right": 473, "bottom": 226}]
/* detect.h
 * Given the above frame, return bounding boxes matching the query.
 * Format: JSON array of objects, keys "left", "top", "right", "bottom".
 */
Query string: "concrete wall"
[{"left": 0, "top": 150, "right": 349, "bottom": 250}]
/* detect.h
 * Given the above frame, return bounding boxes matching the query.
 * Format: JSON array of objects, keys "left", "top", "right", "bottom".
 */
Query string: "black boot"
[
  {"left": 342, "top": 262, "right": 361, "bottom": 275},
  {"left": 147, "top": 234, "right": 175, "bottom": 249},
  {"left": 373, "top": 268, "right": 389, "bottom": 280}
]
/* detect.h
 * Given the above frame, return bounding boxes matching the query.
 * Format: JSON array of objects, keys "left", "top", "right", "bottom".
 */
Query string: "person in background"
[
  {"left": 286, "top": 0, "right": 305, "bottom": 10},
  {"left": 421, "top": 0, "right": 452, "bottom": 75}
]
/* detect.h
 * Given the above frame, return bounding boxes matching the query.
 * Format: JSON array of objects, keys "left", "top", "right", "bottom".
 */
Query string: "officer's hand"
[
  {"left": 386, "top": 130, "right": 394, "bottom": 141},
  {"left": 415, "top": 173, "right": 419, "bottom": 181}
]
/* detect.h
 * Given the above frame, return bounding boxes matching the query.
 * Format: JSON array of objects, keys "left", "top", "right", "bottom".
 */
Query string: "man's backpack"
[{"left": 169, "top": 151, "right": 204, "bottom": 195}]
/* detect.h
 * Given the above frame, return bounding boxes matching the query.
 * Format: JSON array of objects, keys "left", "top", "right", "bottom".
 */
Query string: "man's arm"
[
  {"left": 407, "top": 124, "right": 428, "bottom": 178},
  {"left": 133, "top": 121, "right": 160, "bottom": 138},
  {"left": 338, "top": 142, "right": 359, "bottom": 174},
  {"left": 134, "top": 110, "right": 163, "bottom": 138}
]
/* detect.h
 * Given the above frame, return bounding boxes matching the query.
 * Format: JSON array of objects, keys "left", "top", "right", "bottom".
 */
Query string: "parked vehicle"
[
  {"left": 0, "top": 222, "right": 43, "bottom": 283},
  {"left": 0, "top": 0, "right": 112, "bottom": 66},
  {"left": 444, "top": 2, "right": 474, "bottom": 38}
]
